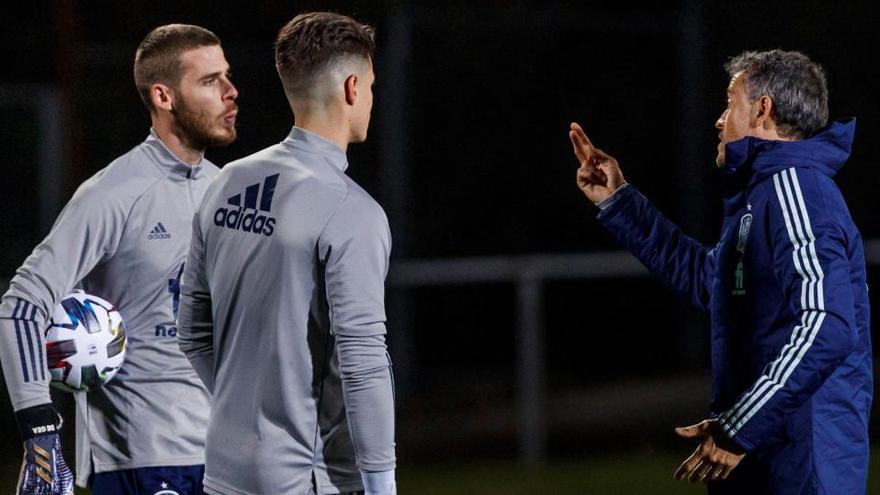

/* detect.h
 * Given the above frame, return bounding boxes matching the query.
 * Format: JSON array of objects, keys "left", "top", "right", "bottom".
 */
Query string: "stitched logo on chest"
[{"left": 147, "top": 222, "right": 171, "bottom": 240}]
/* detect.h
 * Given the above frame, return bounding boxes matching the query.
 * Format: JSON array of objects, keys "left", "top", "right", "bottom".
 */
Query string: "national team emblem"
[{"left": 736, "top": 213, "right": 752, "bottom": 254}]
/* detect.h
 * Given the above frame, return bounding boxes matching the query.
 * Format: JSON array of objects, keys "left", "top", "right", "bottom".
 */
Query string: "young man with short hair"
[
  {"left": 178, "top": 11, "right": 396, "bottom": 495},
  {"left": 570, "top": 50, "right": 871, "bottom": 494},
  {"left": 0, "top": 23, "right": 238, "bottom": 494}
]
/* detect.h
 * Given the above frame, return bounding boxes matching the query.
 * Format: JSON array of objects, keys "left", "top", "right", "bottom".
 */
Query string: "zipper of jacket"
[{"left": 185, "top": 168, "right": 195, "bottom": 211}]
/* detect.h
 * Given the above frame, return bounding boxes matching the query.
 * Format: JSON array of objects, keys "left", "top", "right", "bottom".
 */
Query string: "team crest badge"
[
  {"left": 732, "top": 212, "right": 752, "bottom": 296},
  {"left": 736, "top": 213, "right": 752, "bottom": 254}
]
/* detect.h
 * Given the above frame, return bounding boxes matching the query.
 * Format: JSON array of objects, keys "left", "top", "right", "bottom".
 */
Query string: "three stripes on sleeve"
[
  {"left": 719, "top": 168, "right": 826, "bottom": 438},
  {"left": 11, "top": 298, "right": 46, "bottom": 383}
]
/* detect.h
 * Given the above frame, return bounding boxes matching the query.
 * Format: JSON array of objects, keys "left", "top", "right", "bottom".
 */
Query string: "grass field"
[
  {"left": 397, "top": 449, "right": 880, "bottom": 494},
  {"left": 399, "top": 452, "right": 707, "bottom": 495},
  {"left": 11, "top": 447, "right": 870, "bottom": 494}
]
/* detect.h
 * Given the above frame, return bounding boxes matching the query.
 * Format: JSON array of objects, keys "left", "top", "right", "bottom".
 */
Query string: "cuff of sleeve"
[
  {"left": 715, "top": 415, "right": 754, "bottom": 453},
  {"left": 595, "top": 182, "right": 630, "bottom": 210},
  {"left": 361, "top": 469, "right": 396, "bottom": 495}
]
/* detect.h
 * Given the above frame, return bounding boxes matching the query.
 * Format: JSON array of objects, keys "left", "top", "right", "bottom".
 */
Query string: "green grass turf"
[
  {"left": 399, "top": 452, "right": 706, "bottom": 495},
  {"left": 6, "top": 447, "right": 879, "bottom": 494},
  {"left": 396, "top": 448, "right": 880, "bottom": 495}
]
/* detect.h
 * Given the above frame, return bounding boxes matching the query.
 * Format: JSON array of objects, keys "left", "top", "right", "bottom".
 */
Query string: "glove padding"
[
  {"left": 14, "top": 404, "right": 74, "bottom": 495},
  {"left": 17, "top": 433, "right": 74, "bottom": 495}
]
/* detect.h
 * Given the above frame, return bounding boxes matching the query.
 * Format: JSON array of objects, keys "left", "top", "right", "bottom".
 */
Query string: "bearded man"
[{"left": 0, "top": 24, "right": 238, "bottom": 494}]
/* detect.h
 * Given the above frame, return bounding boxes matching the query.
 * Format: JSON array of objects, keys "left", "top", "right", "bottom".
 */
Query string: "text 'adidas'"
[
  {"left": 147, "top": 222, "right": 171, "bottom": 240},
  {"left": 214, "top": 174, "right": 279, "bottom": 237}
]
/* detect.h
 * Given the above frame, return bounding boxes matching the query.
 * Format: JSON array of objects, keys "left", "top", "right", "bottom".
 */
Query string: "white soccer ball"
[{"left": 45, "top": 290, "right": 127, "bottom": 392}]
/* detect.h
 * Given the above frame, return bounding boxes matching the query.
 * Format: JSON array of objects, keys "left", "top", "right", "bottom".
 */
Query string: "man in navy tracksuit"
[{"left": 569, "top": 50, "right": 872, "bottom": 494}]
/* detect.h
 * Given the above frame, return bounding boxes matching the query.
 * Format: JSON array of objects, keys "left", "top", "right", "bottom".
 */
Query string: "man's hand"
[
  {"left": 17, "top": 434, "right": 74, "bottom": 495},
  {"left": 674, "top": 419, "right": 745, "bottom": 484},
  {"left": 14, "top": 405, "right": 74, "bottom": 495},
  {"left": 568, "top": 122, "right": 626, "bottom": 204}
]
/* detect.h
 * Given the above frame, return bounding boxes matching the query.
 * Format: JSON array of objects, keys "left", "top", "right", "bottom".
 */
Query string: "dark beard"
[{"left": 171, "top": 97, "right": 237, "bottom": 150}]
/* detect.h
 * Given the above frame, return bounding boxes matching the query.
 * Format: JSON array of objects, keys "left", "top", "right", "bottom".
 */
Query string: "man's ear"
[
  {"left": 752, "top": 95, "right": 775, "bottom": 130},
  {"left": 150, "top": 83, "right": 175, "bottom": 112},
  {"left": 343, "top": 74, "right": 359, "bottom": 106}
]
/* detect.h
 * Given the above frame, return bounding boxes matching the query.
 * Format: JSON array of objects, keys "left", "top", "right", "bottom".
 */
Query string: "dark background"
[{"left": 1, "top": 0, "right": 878, "bottom": 485}]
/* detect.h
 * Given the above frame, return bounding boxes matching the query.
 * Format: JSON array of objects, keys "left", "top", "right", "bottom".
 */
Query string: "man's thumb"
[{"left": 675, "top": 422, "right": 706, "bottom": 439}]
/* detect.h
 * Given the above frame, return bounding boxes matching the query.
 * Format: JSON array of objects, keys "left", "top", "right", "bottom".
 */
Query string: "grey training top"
[
  {"left": 178, "top": 127, "right": 396, "bottom": 495},
  {"left": 0, "top": 131, "right": 217, "bottom": 486}
]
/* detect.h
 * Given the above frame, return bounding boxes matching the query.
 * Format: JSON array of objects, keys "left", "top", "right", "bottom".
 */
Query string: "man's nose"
[{"left": 715, "top": 110, "right": 727, "bottom": 130}]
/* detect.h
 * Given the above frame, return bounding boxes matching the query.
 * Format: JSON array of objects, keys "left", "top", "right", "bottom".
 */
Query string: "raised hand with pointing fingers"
[{"left": 568, "top": 122, "right": 626, "bottom": 205}]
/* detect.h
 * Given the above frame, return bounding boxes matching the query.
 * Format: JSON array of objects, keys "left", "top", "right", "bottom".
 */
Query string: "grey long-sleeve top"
[
  {"left": 178, "top": 126, "right": 396, "bottom": 495},
  {"left": 0, "top": 131, "right": 216, "bottom": 486}
]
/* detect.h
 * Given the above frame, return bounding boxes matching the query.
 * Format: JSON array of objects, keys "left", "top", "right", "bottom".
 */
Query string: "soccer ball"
[{"left": 45, "top": 290, "right": 127, "bottom": 392}]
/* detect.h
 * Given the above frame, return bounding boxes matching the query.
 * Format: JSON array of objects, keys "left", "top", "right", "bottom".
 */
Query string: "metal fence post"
[{"left": 516, "top": 274, "right": 545, "bottom": 466}]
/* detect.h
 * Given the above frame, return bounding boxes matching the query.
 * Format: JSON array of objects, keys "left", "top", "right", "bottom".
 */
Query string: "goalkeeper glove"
[{"left": 15, "top": 404, "right": 74, "bottom": 495}]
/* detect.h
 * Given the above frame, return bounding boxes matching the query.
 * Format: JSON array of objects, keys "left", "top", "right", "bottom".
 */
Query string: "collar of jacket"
[
  {"left": 143, "top": 128, "right": 209, "bottom": 179},
  {"left": 283, "top": 126, "right": 349, "bottom": 173},
  {"left": 719, "top": 118, "right": 856, "bottom": 196}
]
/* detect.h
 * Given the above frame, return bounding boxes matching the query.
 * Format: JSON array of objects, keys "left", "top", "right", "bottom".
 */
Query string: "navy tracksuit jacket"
[{"left": 598, "top": 119, "right": 872, "bottom": 494}]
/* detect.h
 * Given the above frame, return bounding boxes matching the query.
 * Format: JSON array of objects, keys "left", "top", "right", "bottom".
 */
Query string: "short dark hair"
[
  {"left": 134, "top": 24, "right": 221, "bottom": 112},
  {"left": 725, "top": 49, "right": 828, "bottom": 139},
  {"left": 274, "top": 12, "right": 375, "bottom": 101}
]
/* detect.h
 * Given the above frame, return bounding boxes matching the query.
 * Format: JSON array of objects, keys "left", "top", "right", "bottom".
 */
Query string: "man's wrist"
[
  {"left": 596, "top": 182, "right": 630, "bottom": 210},
  {"left": 14, "top": 403, "right": 60, "bottom": 440},
  {"left": 710, "top": 420, "right": 747, "bottom": 454}
]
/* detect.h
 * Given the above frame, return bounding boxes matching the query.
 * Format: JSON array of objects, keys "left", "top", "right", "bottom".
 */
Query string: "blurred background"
[{"left": 1, "top": 0, "right": 878, "bottom": 493}]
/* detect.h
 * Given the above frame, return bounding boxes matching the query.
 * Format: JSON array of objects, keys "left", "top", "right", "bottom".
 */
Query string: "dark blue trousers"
[{"left": 91, "top": 465, "right": 205, "bottom": 495}]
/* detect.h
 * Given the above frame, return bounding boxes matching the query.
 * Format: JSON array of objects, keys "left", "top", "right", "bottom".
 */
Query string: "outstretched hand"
[
  {"left": 674, "top": 419, "right": 745, "bottom": 484},
  {"left": 569, "top": 122, "right": 626, "bottom": 204}
]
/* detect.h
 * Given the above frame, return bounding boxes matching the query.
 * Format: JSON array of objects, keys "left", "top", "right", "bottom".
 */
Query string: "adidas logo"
[
  {"left": 148, "top": 222, "right": 172, "bottom": 240},
  {"left": 213, "top": 173, "right": 279, "bottom": 237}
]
